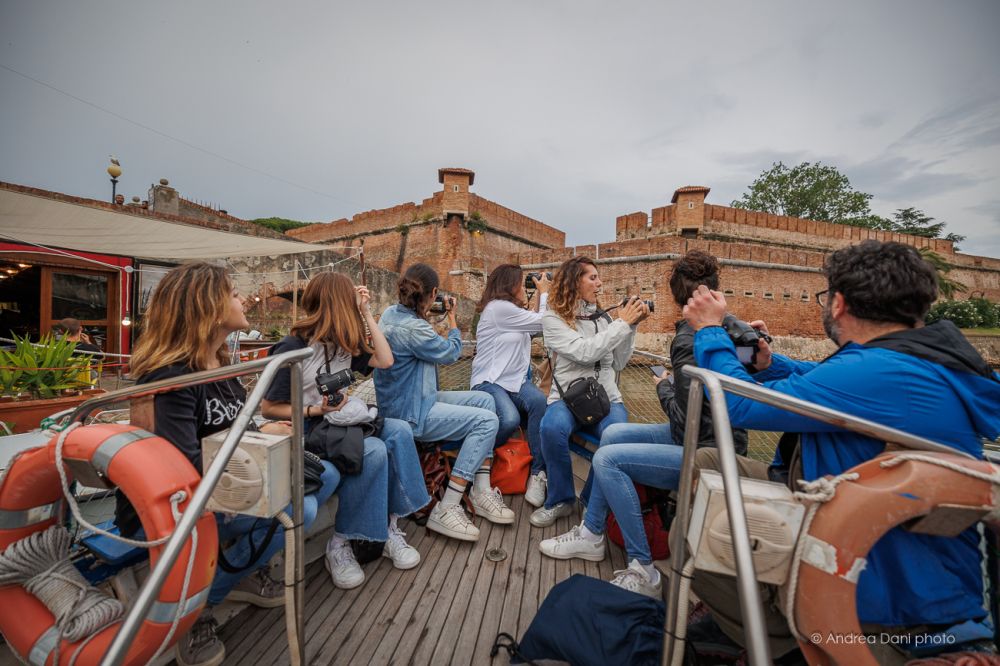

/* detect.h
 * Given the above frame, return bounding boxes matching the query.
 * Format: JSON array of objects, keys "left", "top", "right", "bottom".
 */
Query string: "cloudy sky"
[{"left": 2, "top": 1, "right": 999, "bottom": 255}]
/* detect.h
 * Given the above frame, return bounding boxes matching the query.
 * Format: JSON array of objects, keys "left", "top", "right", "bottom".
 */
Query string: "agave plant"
[{"left": 1, "top": 333, "right": 93, "bottom": 399}]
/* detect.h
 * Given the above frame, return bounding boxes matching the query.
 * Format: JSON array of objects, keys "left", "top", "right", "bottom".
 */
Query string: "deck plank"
[
  {"left": 421, "top": 518, "right": 495, "bottom": 665},
  {"left": 487, "top": 497, "right": 531, "bottom": 665},
  {"left": 348, "top": 520, "right": 447, "bottom": 664}
]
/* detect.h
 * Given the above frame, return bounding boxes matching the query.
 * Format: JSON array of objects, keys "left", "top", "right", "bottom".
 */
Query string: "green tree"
[
  {"left": 867, "top": 207, "right": 965, "bottom": 245},
  {"left": 731, "top": 161, "right": 874, "bottom": 226},
  {"left": 250, "top": 217, "right": 311, "bottom": 233},
  {"left": 919, "top": 248, "right": 967, "bottom": 300}
]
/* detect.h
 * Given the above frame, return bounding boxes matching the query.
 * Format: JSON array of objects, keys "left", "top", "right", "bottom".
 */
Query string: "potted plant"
[{"left": 0, "top": 334, "right": 104, "bottom": 433}]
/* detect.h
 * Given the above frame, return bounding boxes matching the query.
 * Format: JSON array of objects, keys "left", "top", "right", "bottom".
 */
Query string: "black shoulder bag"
[
  {"left": 305, "top": 345, "right": 366, "bottom": 475},
  {"left": 550, "top": 357, "right": 611, "bottom": 426}
]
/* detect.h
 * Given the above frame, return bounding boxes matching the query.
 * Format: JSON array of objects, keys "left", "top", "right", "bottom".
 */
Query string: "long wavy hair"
[
  {"left": 291, "top": 272, "right": 373, "bottom": 355},
  {"left": 130, "top": 262, "right": 232, "bottom": 378},
  {"left": 476, "top": 264, "right": 524, "bottom": 312},
  {"left": 549, "top": 256, "right": 598, "bottom": 326},
  {"left": 398, "top": 263, "right": 440, "bottom": 320}
]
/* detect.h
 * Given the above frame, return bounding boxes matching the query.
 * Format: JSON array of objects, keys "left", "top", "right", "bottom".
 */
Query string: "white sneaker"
[
  {"left": 325, "top": 537, "right": 365, "bottom": 589},
  {"left": 426, "top": 502, "right": 480, "bottom": 541},
  {"left": 470, "top": 487, "right": 515, "bottom": 524},
  {"left": 610, "top": 559, "right": 662, "bottom": 598},
  {"left": 539, "top": 524, "right": 606, "bottom": 562},
  {"left": 383, "top": 523, "right": 421, "bottom": 570},
  {"left": 529, "top": 502, "right": 574, "bottom": 527},
  {"left": 525, "top": 471, "right": 547, "bottom": 508}
]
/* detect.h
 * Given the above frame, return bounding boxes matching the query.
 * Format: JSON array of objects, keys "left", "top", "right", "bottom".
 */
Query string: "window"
[
  {"left": 744, "top": 291, "right": 754, "bottom": 298},
  {"left": 763, "top": 292, "right": 774, "bottom": 300},
  {"left": 680, "top": 228, "right": 698, "bottom": 238},
  {"left": 723, "top": 289, "right": 735, "bottom": 297},
  {"left": 801, "top": 292, "right": 810, "bottom": 302},
  {"left": 783, "top": 292, "right": 792, "bottom": 301},
  {"left": 453, "top": 185, "right": 460, "bottom": 192},
  {"left": 688, "top": 202, "right": 695, "bottom": 209}
]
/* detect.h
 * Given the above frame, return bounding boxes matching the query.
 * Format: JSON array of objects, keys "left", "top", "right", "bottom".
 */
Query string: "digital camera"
[
  {"left": 315, "top": 368, "right": 354, "bottom": 406},
  {"left": 524, "top": 272, "right": 552, "bottom": 290},
  {"left": 722, "top": 314, "right": 772, "bottom": 366},
  {"left": 428, "top": 294, "right": 455, "bottom": 314},
  {"left": 620, "top": 296, "right": 655, "bottom": 313}
]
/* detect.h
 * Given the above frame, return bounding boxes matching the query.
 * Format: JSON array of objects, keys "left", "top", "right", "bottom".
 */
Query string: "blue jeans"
[
  {"left": 472, "top": 380, "right": 548, "bottom": 474},
  {"left": 412, "top": 391, "right": 499, "bottom": 481},
  {"left": 209, "top": 459, "right": 339, "bottom": 605},
  {"left": 378, "top": 418, "right": 432, "bottom": 516},
  {"left": 600, "top": 422, "right": 671, "bottom": 447},
  {"left": 539, "top": 400, "right": 628, "bottom": 509},
  {"left": 583, "top": 442, "right": 684, "bottom": 565}
]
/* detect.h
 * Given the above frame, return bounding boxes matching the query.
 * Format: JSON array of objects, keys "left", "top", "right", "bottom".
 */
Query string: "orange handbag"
[{"left": 491, "top": 432, "right": 533, "bottom": 494}]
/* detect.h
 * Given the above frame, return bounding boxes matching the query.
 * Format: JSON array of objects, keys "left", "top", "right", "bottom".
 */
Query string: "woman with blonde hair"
[
  {"left": 262, "top": 271, "right": 430, "bottom": 585},
  {"left": 530, "top": 256, "right": 649, "bottom": 528},
  {"left": 122, "top": 262, "right": 343, "bottom": 666}
]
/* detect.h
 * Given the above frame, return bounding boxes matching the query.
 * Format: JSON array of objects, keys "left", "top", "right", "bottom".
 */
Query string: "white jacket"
[
  {"left": 470, "top": 296, "right": 546, "bottom": 392},
  {"left": 541, "top": 301, "right": 636, "bottom": 405}
]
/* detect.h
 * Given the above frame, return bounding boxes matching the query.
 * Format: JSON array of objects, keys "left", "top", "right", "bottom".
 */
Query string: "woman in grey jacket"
[{"left": 530, "top": 256, "right": 650, "bottom": 527}]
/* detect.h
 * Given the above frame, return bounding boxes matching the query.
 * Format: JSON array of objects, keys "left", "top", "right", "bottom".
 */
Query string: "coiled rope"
[{"left": 0, "top": 422, "right": 200, "bottom": 664}]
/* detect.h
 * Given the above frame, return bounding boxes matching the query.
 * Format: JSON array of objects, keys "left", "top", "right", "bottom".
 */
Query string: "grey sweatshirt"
[{"left": 541, "top": 301, "right": 636, "bottom": 405}]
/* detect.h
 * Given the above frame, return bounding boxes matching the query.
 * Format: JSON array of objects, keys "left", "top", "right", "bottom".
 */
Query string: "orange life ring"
[
  {"left": 0, "top": 424, "right": 219, "bottom": 666},
  {"left": 788, "top": 451, "right": 997, "bottom": 666}
]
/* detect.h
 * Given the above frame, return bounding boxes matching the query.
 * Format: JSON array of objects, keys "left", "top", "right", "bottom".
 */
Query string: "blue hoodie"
[{"left": 694, "top": 320, "right": 1000, "bottom": 627}]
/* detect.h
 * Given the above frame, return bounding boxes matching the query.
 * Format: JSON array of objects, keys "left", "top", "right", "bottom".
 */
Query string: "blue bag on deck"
[{"left": 511, "top": 574, "right": 664, "bottom": 666}]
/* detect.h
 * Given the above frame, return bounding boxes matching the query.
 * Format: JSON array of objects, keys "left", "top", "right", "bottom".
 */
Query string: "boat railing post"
[
  {"left": 661, "top": 375, "right": 707, "bottom": 664},
  {"left": 99, "top": 348, "right": 313, "bottom": 666},
  {"left": 289, "top": 361, "right": 306, "bottom": 665}
]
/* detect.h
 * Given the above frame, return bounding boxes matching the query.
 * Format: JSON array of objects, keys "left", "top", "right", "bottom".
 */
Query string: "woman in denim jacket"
[
  {"left": 375, "top": 264, "right": 515, "bottom": 541},
  {"left": 530, "top": 256, "right": 649, "bottom": 528}
]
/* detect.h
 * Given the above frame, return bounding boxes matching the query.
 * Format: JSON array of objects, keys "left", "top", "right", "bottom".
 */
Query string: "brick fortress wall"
[{"left": 286, "top": 168, "right": 566, "bottom": 298}]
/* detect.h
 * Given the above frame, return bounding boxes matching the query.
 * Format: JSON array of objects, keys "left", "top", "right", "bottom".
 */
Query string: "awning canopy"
[{"left": 0, "top": 188, "right": 320, "bottom": 259}]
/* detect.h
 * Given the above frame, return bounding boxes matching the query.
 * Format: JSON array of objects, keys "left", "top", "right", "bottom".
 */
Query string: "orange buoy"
[
  {"left": 0, "top": 424, "right": 218, "bottom": 665},
  {"left": 787, "top": 452, "right": 997, "bottom": 666}
]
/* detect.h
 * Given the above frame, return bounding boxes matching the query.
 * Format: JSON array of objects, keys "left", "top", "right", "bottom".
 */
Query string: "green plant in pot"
[{"left": 1, "top": 334, "right": 94, "bottom": 400}]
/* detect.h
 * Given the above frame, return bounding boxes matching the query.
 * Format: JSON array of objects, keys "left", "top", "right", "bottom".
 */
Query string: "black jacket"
[{"left": 658, "top": 319, "right": 748, "bottom": 456}]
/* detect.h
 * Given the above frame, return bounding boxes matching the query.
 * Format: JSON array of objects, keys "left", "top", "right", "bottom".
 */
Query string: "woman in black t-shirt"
[
  {"left": 127, "top": 262, "right": 340, "bottom": 666},
  {"left": 262, "top": 271, "right": 430, "bottom": 587}
]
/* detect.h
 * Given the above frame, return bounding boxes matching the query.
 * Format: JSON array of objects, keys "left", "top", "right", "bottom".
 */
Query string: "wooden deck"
[{"left": 219, "top": 495, "right": 629, "bottom": 665}]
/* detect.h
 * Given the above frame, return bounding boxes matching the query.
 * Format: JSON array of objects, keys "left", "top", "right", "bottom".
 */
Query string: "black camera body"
[
  {"left": 315, "top": 368, "right": 354, "bottom": 406},
  {"left": 428, "top": 294, "right": 455, "bottom": 314},
  {"left": 722, "top": 314, "right": 772, "bottom": 366},
  {"left": 524, "top": 272, "right": 552, "bottom": 290},
  {"left": 620, "top": 297, "right": 655, "bottom": 313}
]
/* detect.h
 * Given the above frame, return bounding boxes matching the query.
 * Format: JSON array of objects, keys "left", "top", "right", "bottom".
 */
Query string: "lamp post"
[{"left": 107, "top": 159, "right": 122, "bottom": 203}]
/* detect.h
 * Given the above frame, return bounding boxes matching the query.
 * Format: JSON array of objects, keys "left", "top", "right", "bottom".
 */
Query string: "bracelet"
[{"left": 306, "top": 405, "right": 314, "bottom": 418}]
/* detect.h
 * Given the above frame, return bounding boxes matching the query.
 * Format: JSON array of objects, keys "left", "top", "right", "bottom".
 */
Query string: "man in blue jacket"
[{"left": 684, "top": 240, "right": 1000, "bottom": 661}]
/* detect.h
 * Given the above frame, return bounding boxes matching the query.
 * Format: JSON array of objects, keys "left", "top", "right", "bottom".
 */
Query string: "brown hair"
[
  {"left": 550, "top": 256, "right": 598, "bottom": 325},
  {"left": 398, "top": 263, "right": 440, "bottom": 320},
  {"left": 291, "top": 272, "right": 373, "bottom": 355},
  {"left": 56, "top": 318, "right": 83, "bottom": 335},
  {"left": 476, "top": 264, "right": 524, "bottom": 312},
  {"left": 130, "top": 262, "right": 232, "bottom": 378},
  {"left": 669, "top": 251, "right": 720, "bottom": 307}
]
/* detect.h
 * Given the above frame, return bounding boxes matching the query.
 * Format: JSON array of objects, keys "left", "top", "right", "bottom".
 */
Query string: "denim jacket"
[{"left": 374, "top": 304, "right": 462, "bottom": 428}]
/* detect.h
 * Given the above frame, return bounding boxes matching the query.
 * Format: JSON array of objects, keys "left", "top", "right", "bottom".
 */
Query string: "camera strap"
[{"left": 321, "top": 343, "right": 333, "bottom": 376}]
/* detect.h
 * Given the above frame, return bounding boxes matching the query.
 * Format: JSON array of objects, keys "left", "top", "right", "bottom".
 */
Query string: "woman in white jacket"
[
  {"left": 530, "top": 256, "right": 649, "bottom": 527},
  {"left": 470, "top": 264, "right": 550, "bottom": 507}
]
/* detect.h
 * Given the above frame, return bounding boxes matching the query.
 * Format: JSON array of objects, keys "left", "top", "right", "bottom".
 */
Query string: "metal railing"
[
  {"left": 661, "top": 366, "right": 975, "bottom": 666},
  {"left": 63, "top": 348, "right": 314, "bottom": 666}
]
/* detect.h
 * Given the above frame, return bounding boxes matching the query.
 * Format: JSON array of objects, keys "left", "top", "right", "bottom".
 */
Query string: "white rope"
[
  {"left": 880, "top": 453, "right": 1000, "bottom": 486},
  {"left": 148, "top": 494, "right": 199, "bottom": 665},
  {"left": 0, "top": 525, "right": 123, "bottom": 645},
  {"left": 784, "top": 471, "right": 860, "bottom": 641}
]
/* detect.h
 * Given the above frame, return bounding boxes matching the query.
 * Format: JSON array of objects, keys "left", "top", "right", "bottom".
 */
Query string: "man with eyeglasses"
[{"left": 681, "top": 240, "right": 1000, "bottom": 663}]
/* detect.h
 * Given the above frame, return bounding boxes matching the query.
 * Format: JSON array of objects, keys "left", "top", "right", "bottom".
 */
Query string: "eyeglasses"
[{"left": 815, "top": 289, "right": 829, "bottom": 307}]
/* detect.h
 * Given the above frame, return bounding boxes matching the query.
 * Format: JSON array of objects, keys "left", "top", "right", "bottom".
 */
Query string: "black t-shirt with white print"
[{"left": 115, "top": 363, "right": 246, "bottom": 535}]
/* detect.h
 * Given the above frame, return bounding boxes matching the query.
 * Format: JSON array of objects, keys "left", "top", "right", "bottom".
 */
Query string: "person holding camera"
[
  {"left": 122, "top": 263, "right": 342, "bottom": 666},
  {"left": 682, "top": 241, "right": 1000, "bottom": 661},
  {"left": 530, "top": 256, "right": 650, "bottom": 528},
  {"left": 262, "top": 271, "right": 430, "bottom": 589},
  {"left": 470, "top": 264, "right": 551, "bottom": 506},
  {"left": 598, "top": 250, "right": 750, "bottom": 454},
  {"left": 538, "top": 251, "right": 751, "bottom": 596},
  {"left": 375, "top": 263, "right": 514, "bottom": 542}
]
